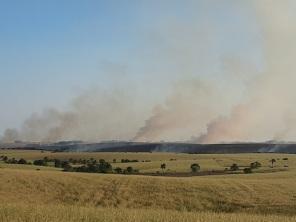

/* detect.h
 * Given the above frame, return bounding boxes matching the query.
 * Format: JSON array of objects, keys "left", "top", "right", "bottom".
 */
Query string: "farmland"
[{"left": 0, "top": 150, "right": 296, "bottom": 221}]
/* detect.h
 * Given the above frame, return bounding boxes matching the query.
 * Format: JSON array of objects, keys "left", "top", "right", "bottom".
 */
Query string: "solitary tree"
[
  {"left": 160, "top": 163, "right": 166, "bottom": 174},
  {"left": 190, "top": 163, "right": 200, "bottom": 173},
  {"left": 250, "top": 161, "right": 262, "bottom": 169},
  {"left": 126, "top": 166, "right": 134, "bottom": 174}
]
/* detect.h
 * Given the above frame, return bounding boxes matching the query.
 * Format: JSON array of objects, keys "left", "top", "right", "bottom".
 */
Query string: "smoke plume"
[
  {"left": 2, "top": 1, "right": 296, "bottom": 143},
  {"left": 196, "top": 0, "right": 296, "bottom": 143},
  {"left": 1, "top": 89, "right": 145, "bottom": 142}
]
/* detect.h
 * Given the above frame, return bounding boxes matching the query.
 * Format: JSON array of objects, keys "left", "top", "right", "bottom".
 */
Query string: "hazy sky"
[{"left": 0, "top": 1, "right": 269, "bottom": 142}]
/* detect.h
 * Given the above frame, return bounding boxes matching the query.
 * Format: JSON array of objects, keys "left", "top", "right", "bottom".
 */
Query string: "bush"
[
  {"left": 61, "top": 161, "right": 71, "bottom": 168},
  {"left": 33, "top": 159, "right": 47, "bottom": 166},
  {"left": 243, "top": 168, "right": 252, "bottom": 174},
  {"left": 250, "top": 161, "right": 262, "bottom": 169},
  {"left": 161, "top": 163, "right": 166, "bottom": 173},
  {"left": 67, "top": 161, "right": 112, "bottom": 174},
  {"left": 191, "top": 163, "right": 200, "bottom": 173},
  {"left": 230, "top": 164, "right": 239, "bottom": 171},
  {"left": 126, "top": 166, "right": 134, "bottom": 173},
  {"left": 6, "top": 158, "right": 18, "bottom": 164},
  {"left": 18, "top": 158, "right": 27, "bottom": 164},
  {"left": 114, "top": 167, "right": 122, "bottom": 174},
  {"left": 121, "top": 159, "right": 139, "bottom": 163},
  {"left": 54, "top": 159, "right": 61, "bottom": 168}
]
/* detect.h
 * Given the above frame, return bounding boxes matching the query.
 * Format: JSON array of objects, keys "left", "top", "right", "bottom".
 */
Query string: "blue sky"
[{"left": 0, "top": 0, "right": 263, "bottom": 138}]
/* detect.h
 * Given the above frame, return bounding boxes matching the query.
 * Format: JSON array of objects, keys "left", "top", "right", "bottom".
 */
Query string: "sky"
[{"left": 1, "top": 0, "right": 287, "bottom": 143}]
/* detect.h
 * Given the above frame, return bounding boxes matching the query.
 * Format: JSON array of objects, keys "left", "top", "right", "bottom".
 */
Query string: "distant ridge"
[{"left": 1, "top": 141, "right": 296, "bottom": 154}]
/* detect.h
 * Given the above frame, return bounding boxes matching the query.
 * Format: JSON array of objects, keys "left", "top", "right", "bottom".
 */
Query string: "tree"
[
  {"left": 160, "top": 163, "right": 166, "bottom": 174},
  {"left": 250, "top": 161, "right": 261, "bottom": 169},
  {"left": 98, "top": 161, "right": 112, "bottom": 173},
  {"left": 191, "top": 163, "right": 200, "bottom": 173},
  {"left": 33, "top": 159, "right": 47, "bottom": 166},
  {"left": 61, "top": 161, "right": 70, "bottom": 168},
  {"left": 18, "top": 158, "right": 27, "bottom": 164},
  {"left": 5, "top": 158, "right": 17, "bottom": 164},
  {"left": 114, "top": 167, "right": 122, "bottom": 174},
  {"left": 54, "top": 159, "right": 61, "bottom": 168},
  {"left": 270, "top": 159, "right": 276, "bottom": 168},
  {"left": 230, "top": 163, "right": 239, "bottom": 171},
  {"left": 126, "top": 166, "right": 133, "bottom": 173}
]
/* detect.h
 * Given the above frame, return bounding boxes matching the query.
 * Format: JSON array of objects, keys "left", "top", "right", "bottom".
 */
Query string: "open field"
[
  {"left": 0, "top": 150, "right": 295, "bottom": 173},
  {"left": 1, "top": 150, "right": 296, "bottom": 221}
]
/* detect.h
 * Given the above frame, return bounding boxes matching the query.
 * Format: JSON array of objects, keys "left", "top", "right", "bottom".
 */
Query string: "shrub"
[
  {"left": 6, "top": 158, "right": 18, "bottom": 164},
  {"left": 67, "top": 161, "right": 112, "bottom": 174},
  {"left": 33, "top": 159, "right": 47, "bottom": 166},
  {"left": 114, "top": 167, "right": 122, "bottom": 174},
  {"left": 126, "top": 166, "right": 134, "bottom": 173},
  {"left": 191, "top": 163, "right": 200, "bottom": 173},
  {"left": 54, "top": 159, "right": 61, "bottom": 168},
  {"left": 60, "top": 161, "right": 70, "bottom": 168},
  {"left": 161, "top": 163, "right": 166, "bottom": 173},
  {"left": 243, "top": 168, "right": 252, "bottom": 174},
  {"left": 250, "top": 161, "right": 262, "bottom": 169},
  {"left": 18, "top": 158, "right": 27, "bottom": 164},
  {"left": 270, "top": 159, "right": 276, "bottom": 168},
  {"left": 230, "top": 164, "right": 239, "bottom": 171},
  {"left": 121, "top": 159, "right": 139, "bottom": 163},
  {"left": 63, "top": 164, "right": 73, "bottom": 172}
]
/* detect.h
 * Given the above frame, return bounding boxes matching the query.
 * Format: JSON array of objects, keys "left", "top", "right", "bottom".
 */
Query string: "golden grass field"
[{"left": 0, "top": 150, "right": 296, "bottom": 221}]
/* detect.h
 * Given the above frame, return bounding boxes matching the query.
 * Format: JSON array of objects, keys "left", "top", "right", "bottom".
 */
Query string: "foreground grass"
[
  {"left": 1, "top": 204, "right": 296, "bottom": 222},
  {"left": 1, "top": 168, "right": 296, "bottom": 215},
  {"left": 1, "top": 152, "right": 296, "bottom": 221}
]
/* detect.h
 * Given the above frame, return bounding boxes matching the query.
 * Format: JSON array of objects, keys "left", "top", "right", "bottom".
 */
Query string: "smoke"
[
  {"left": 133, "top": 79, "right": 230, "bottom": 142},
  {"left": 2, "top": 1, "right": 296, "bottom": 143},
  {"left": 1, "top": 88, "right": 145, "bottom": 142},
  {"left": 196, "top": 0, "right": 296, "bottom": 143}
]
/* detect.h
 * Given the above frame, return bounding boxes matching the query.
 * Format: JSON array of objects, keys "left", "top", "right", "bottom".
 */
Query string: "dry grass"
[
  {"left": 1, "top": 151, "right": 296, "bottom": 221},
  {"left": 0, "top": 167, "right": 296, "bottom": 214},
  {"left": 1, "top": 204, "right": 296, "bottom": 222},
  {"left": 1, "top": 150, "right": 295, "bottom": 173}
]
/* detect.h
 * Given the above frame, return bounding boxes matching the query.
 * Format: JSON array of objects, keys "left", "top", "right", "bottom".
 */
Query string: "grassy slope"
[
  {"left": 1, "top": 151, "right": 296, "bottom": 221},
  {"left": 0, "top": 167, "right": 296, "bottom": 213}
]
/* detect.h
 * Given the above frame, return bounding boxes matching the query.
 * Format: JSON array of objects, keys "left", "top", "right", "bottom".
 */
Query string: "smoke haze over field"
[
  {"left": 196, "top": 1, "right": 296, "bottom": 143},
  {"left": 1, "top": 1, "right": 296, "bottom": 143}
]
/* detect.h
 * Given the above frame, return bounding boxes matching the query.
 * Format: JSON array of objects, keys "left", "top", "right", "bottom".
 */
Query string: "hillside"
[
  {"left": 0, "top": 168, "right": 295, "bottom": 213},
  {"left": 1, "top": 151, "right": 296, "bottom": 221}
]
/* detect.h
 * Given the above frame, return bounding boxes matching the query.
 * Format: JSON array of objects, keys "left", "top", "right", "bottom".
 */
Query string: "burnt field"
[{"left": 1, "top": 141, "right": 296, "bottom": 154}]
